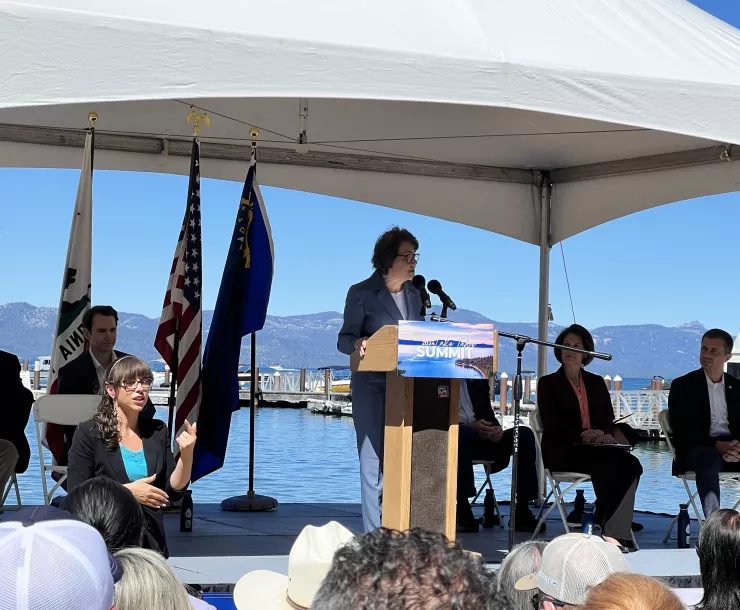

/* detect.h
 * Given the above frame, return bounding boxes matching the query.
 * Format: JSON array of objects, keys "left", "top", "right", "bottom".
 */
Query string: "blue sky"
[{"left": 1, "top": 0, "right": 738, "bottom": 335}]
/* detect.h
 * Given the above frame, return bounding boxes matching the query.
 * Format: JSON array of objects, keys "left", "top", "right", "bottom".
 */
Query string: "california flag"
[{"left": 45, "top": 130, "right": 94, "bottom": 459}]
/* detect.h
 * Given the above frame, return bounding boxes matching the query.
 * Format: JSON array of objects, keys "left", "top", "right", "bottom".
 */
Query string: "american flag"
[{"left": 154, "top": 139, "right": 203, "bottom": 435}]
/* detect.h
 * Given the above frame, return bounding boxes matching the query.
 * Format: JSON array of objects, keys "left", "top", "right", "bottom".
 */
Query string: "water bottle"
[
  {"left": 677, "top": 504, "right": 690, "bottom": 548},
  {"left": 180, "top": 490, "right": 193, "bottom": 533},
  {"left": 582, "top": 502, "right": 595, "bottom": 535},
  {"left": 483, "top": 489, "right": 497, "bottom": 528},
  {"left": 568, "top": 489, "right": 585, "bottom": 523}
]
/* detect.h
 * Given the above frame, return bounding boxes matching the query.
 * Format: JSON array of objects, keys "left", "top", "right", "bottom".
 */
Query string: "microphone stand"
[{"left": 497, "top": 331, "right": 611, "bottom": 550}]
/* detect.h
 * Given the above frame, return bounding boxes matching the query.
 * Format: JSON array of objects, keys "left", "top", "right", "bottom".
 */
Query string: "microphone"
[
  {"left": 427, "top": 279, "right": 457, "bottom": 311},
  {"left": 412, "top": 275, "right": 431, "bottom": 309}
]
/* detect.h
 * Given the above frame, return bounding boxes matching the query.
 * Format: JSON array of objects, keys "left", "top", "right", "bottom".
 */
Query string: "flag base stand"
[{"left": 221, "top": 492, "right": 278, "bottom": 512}]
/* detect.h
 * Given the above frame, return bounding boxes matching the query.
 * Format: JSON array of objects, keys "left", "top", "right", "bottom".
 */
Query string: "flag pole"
[
  {"left": 248, "top": 331, "right": 256, "bottom": 494},
  {"left": 221, "top": 130, "right": 277, "bottom": 512},
  {"left": 167, "top": 322, "right": 180, "bottom": 443}
]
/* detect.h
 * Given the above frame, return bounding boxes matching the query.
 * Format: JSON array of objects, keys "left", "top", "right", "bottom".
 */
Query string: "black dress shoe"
[{"left": 511, "top": 509, "right": 546, "bottom": 533}]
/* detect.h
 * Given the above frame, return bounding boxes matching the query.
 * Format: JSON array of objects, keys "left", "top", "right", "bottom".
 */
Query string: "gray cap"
[{"left": 514, "top": 533, "right": 630, "bottom": 605}]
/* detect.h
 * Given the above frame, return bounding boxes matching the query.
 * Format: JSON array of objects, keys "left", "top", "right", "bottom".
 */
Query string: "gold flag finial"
[
  {"left": 250, "top": 128, "right": 259, "bottom": 142},
  {"left": 186, "top": 110, "right": 211, "bottom": 136},
  {"left": 88, "top": 112, "right": 98, "bottom": 128}
]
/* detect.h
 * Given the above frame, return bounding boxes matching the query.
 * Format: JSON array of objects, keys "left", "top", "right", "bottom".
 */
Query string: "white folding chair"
[
  {"left": 658, "top": 409, "right": 740, "bottom": 543},
  {"left": 529, "top": 410, "right": 639, "bottom": 549},
  {"left": 471, "top": 460, "right": 504, "bottom": 528},
  {"left": 34, "top": 394, "right": 100, "bottom": 505},
  {"left": 1, "top": 473, "right": 22, "bottom": 511}
]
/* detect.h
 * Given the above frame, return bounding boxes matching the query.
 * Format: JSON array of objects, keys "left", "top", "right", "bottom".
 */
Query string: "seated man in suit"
[
  {"left": 0, "top": 350, "right": 34, "bottom": 496},
  {"left": 669, "top": 328, "right": 740, "bottom": 518},
  {"left": 457, "top": 378, "right": 541, "bottom": 532},
  {"left": 57, "top": 305, "right": 155, "bottom": 463}
]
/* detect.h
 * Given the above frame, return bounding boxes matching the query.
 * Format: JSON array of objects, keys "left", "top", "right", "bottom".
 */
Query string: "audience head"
[
  {"left": 0, "top": 506, "right": 121, "bottom": 610},
  {"left": 94, "top": 355, "right": 154, "bottom": 449},
  {"left": 113, "top": 547, "right": 191, "bottom": 610},
  {"left": 371, "top": 226, "right": 419, "bottom": 280},
  {"left": 312, "top": 527, "right": 507, "bottom": 610},
  {"left": 582, "top": 573, "right": 683, "bottom": 610},
  {"left": 497, "top": 541, "right": 548, "bottom": 610},
  {"left": 554, "top": 324, "right": 595, "bottom": 368},
  {"left": 234, "top": 521, "right": 354, "bottom": 610},
  {"left": 515, "top": 533, "right": 629, "bottom": 609},
  {"left": 83, "top": 305, "right": 119, "bottom": 356},
  {"left": 62, "top": 476, "right": 145, "bottom": 552},
  {"left": 700, "top": 328, "right": 734, "bottom": 377},
  {"left": 696, "top": 508, "right": 740, "bottom": 610}
]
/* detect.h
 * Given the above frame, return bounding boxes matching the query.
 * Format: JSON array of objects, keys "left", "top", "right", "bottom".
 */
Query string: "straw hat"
[{"left": 233, "top": 521, "right": 354, "bottom": 609}]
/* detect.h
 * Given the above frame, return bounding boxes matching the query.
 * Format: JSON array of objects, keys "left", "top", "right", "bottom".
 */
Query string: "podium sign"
[{"left": 397, "top": 321, "right": 495, "bottom": 379}]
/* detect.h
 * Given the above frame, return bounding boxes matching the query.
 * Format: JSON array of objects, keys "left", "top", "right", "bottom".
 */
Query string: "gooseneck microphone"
[
  {"left": 412, "top": 275, "right": 432, "bottom": 309},
  {"left": 427, "top": 279, "right": 457, "bottom": 311}
]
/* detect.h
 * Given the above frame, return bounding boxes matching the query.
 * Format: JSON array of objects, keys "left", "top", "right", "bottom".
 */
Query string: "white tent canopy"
[{"left": 2, "top": 0, "right": 740, "bottom": 373}]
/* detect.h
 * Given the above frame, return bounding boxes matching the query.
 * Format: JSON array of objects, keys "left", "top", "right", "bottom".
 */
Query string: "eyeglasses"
[
  {"left": 120, "top": 378, "right": 154, "bottom": 391},
  {"left": 531, "top": 593, "right": 568, "bottom": 609},
  {"left": 396, "top": 252, "right": 420, "bottom": 263}
]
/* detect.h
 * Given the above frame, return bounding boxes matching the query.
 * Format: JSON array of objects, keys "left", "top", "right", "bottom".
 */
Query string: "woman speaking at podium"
[{"left": 337, "top": 227, "right": 424, "bottom": 532}]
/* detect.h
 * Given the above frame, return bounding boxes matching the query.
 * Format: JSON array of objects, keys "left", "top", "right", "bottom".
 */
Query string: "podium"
[{"left": 350, "top": 322, "right": 496, "bottom": 541}]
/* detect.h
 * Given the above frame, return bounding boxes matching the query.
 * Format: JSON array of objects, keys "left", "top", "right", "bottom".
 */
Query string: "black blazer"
[
  {"left": 0, "top": 350, "right": 33, "bottom": 473},
  {"left": 57, "top": 351, "right": 156, "bottom": 419},
  {"left": 668, "top": 368, "right": 740, "bottom": 474},
  {"left": 67, "top": 418, "right": 185, "bottom": 557},
  {"left": 536, "top": 367, "right": 618, "bottom": 466},
  {"left": 465, "top": 379, "right": 500, "bottom": 426}
]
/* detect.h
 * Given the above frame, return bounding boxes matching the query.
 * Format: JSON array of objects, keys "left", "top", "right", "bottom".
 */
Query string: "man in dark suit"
[
  {"left": 57, "top": 305, "right": 155, "bottom": 463},
  {"left": 669, "top": 328, "right": 740, "bottom": 518},
  {"left": 0, "top": 350, "right": 34, "bottom": 493},
  {"left": 457, "top": 378, "right": 540, "bottom": 532}
]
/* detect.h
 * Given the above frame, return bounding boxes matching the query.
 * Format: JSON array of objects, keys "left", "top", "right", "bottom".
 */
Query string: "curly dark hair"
[
  {"left": 554, "top": 324, "right": 596, "bottom": 367},
  {"left": 371, "top": 227, "right": 419, "bottom": 275},
  {"left": 312, "top": 528, "right": 509, "bottom": 610},
  {"left": 93, "top": 355, "right": 153, "bottom": 450}
]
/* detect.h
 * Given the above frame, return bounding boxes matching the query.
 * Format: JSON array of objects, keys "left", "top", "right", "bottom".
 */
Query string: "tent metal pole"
[{"left": 536, "top": 174, "right": 552, "bottom": 380}]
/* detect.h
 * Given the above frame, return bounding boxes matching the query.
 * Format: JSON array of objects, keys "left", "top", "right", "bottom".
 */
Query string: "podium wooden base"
[{"left": 382, "top": 375, "right": 460, "bottom": 540}]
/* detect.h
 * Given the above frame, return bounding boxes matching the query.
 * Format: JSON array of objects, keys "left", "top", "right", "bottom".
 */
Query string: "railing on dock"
[{"left": 610, "top": 390, "right": 668, "bottom": 431}]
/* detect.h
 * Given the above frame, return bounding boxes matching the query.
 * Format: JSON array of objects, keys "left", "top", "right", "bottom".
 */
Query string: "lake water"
[{"left": 16, "top": 399, "right": 703, "bottom": 516}]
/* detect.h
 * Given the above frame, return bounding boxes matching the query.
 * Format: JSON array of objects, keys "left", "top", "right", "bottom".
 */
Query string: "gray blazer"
[{"left": 338, "top": 271, "right": 424, "bottom": 409}]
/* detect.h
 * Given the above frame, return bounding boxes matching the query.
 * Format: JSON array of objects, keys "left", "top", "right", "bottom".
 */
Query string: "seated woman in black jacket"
[{"left": 68, "top": 355, "right": 197, "bottom": 557}]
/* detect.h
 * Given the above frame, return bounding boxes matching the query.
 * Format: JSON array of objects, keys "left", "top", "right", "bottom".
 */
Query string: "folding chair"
[
  {"left": 1, "top": 473, "right": 21, "bottom": 511},
  {"left": 658, "top": 409, "right": 740, "bottom": 543},
  {"left": 471, "top": 460, "right": 504, "bottom": 528},
  {"left": 34, "top": 394, "right": 100, "bottom": 505},
  {"left": 529, "top": 409, "right": 639, "bottom": 549}
]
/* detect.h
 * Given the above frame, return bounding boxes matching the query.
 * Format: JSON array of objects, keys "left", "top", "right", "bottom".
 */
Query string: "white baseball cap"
[
  {"left": 515, "top": 533, "right": 630, "bottom": 605},
  {"left": 0, "top": 507, "right": 117, "bottom": 610}
]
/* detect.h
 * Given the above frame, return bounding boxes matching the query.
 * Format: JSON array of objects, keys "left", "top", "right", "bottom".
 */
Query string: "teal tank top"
[{"left": 120, "top": 446, "right": 148, "bottom": 482}]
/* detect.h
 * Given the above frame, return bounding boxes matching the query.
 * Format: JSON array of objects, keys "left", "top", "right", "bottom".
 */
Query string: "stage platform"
[{"left": 164, "top": 502, "right": 702, "bottom": 591}]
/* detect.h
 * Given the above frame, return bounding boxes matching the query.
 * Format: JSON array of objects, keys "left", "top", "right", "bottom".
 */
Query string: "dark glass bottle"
[
  {"left": 483, "top": 489, "right": 496, "bottom": 528},
  {"left": 582, "top": 502, "right": 595, "bottom": 535},
  {"left": 180, "top": 490, "right": 193, "bottom": 533},
  {"left": 677, "top": 504, "right": 690, "bottom": 549}
]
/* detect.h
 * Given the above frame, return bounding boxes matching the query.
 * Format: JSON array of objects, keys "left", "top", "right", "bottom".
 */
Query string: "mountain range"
[{"left": 0, "top": 302, "right": 713, "bottom": 378}]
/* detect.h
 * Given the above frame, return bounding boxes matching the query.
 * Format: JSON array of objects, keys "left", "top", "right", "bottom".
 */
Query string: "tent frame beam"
[
  {"left": 0, "top": 123, "right": 534, "bottom": 184},
  {"left": 0, "top": 123, "right": 735, "bottom": 186}
]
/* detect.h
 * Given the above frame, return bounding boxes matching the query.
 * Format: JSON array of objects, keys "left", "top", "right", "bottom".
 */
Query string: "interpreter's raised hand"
[
  {"left": 355, "top": 337, "right": 369, "bottom": 357},
  {"left": 581, "top": 429, "right": 606, "bottom": 444},
  {"left": 124, "top": 474, "right": 169, "bottom": 509},
  {"left": 176, "top": 421, "right": 198, "bottom": 457}
]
